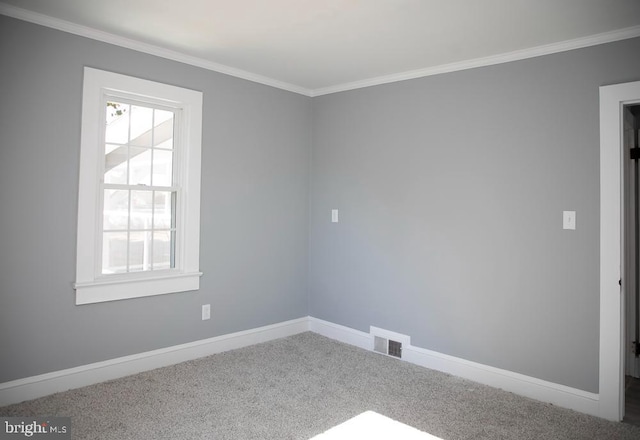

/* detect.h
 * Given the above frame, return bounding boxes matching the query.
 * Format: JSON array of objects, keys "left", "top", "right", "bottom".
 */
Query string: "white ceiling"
[{"left": 2, "top": 0, "right": 640, "bottom": 96}]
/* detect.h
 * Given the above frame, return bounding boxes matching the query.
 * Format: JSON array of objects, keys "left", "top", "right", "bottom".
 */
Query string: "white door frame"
[{"left": 600, "top": 80, "right": 640, "bottom": 421}]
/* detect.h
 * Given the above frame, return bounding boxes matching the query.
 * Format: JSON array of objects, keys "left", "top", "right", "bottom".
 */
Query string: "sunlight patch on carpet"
[{"left": 309, "top": 411, "right": 443, "bottom": 439}]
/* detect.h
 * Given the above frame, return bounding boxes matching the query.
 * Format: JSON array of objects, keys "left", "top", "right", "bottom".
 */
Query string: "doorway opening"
[
  {"left": 599, "top": 80, "right": 640, "bottom": 422},
  {"left": 624, "top": 104, "right": 640, "bottom": 426}
]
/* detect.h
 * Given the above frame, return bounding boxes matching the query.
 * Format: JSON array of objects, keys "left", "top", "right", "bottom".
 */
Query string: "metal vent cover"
[
  {"left": 373, "top": 336, "right": 402, "bottom": 358},
  {"left": 388, "top": 339, "right": 402, "bottom": 358},
  {"left": 370, "top": 326, "right": 410, "bottom": 359},
  {"left": 374, "top": 336, "right": 388, "bottom": 355}
]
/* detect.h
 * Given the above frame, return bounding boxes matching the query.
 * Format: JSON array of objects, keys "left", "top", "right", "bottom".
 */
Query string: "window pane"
[
  {"left": 104, "top": 144, "right": 127, "bottom": 184},
  {"left": 155, "top": 138, "right": 173, "bottom": 150},
  {"left": 103, "top": 189, "right": 129, "bottom": 230},
  {"left": 129, "top": 105, "right": 153, "bottom": 146},
  {"left": 153, "top": 191, "right": 174, "bottom": 229},
  {"left": 154, "top": 110, "right": 174, "bottom": 150},
  {"left": 153, "top": 231, "right": 172, "bottom": 270},
  {"left": 130, "top": 190, "right": 153, "bottom": 229},
  {"left": 106, "top": 101, "right": 129, "bottom": 122},
  {"left": 105, "top": 102, "right": 129, "bottom": 144},
  {"left": 129, "top": 147, "right": 151, "bottom": 186},
  {"left": 102, "top": 231, "right": 128, "bottom": 274},
  {"left": 152, "top": 149, "right": 173, "bottom": 187},
  {"left": 155, "top": 109, "right": 173, "bottom": 125},
  {"left": 129, "top": 231, "right": 152, "bottom": 272}
]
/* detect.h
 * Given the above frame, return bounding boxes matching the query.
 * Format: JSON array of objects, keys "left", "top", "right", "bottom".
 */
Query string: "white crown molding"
[
  {"left": 0, "top": 2, "right": 313, "bottom": 97},
  {"left": 310, "top": 25, "right": 640, "bottom": 97},
  {"left": 1, "top": 3, "right": 640, "bottom": 98}
]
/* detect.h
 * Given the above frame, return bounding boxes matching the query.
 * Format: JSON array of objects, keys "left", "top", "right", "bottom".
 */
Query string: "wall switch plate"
[
  {"left": 202, "top": 304, "right": 211, "bottom": 320},
  {"left": 331, "top": 209, "right": 339, "bottom": 223},
  {"left": 563, "top": 211, "right": 576, "bottom": 230}
]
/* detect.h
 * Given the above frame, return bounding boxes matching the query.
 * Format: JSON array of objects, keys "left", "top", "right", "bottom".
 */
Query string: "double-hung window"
[{"left": 75, "top": 67, "right": 203, "bottom": 305}]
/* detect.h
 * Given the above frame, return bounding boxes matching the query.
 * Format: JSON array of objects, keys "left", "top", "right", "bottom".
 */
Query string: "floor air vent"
[
  {"left": 388, "top": 339, "right": 402, "bottom": 358},
  {"left": 373, "top": 336, "right": 403, "bottom": 358},
  {"left": 371, "top": 327, "right": 410, "bottom": 359}
]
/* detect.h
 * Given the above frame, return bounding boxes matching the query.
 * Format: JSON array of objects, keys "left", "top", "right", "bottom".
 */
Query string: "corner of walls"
[
  {"left": 0, "top": 316, "right": 606, "bottom": 421},
  {"left": 308, "top": 317, "right": 602, "bottom": 420}
]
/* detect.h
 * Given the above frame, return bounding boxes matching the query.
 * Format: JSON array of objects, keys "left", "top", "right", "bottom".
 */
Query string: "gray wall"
[
  {"left": 309, "top": 37, "right": 640, "bottom": 394},
  {"left": 3, "top": 12, "right": 640, "bottom": 396},
  {"left": 0, "top": 15, "right": 311, "bottom": 383}
]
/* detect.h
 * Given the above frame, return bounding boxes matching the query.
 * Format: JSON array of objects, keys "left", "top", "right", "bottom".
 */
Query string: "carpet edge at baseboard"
[
  {"left": 1, "top": 315, "right": 602, "bottom": 421},
  {"left": 308, "top": 317, "right": 601, "bottom": 419},
  {"left": 0, "top": 317, "right": 310, "bottom": 407}
]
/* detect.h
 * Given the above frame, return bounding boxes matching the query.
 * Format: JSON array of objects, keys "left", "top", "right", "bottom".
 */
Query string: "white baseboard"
[
  {"left": 0, "top": 316, "right": 602, "bottom": 420},
  {"left": 403, "top": 346, "right": 600, "bottom": 417},
  {"left": 308, "top": 318, "right": 601, "bottom": 418},
  {"left": 0, "top": 317, "right": 309, "bottom": 407},
  {"left": 308, "top": 317, "right": 373, "bottom": 350}
]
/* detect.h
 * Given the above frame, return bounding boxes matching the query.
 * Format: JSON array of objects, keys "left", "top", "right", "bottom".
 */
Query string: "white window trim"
[{"left": 75, "top": 67, "right": 203, "bottom": 305}]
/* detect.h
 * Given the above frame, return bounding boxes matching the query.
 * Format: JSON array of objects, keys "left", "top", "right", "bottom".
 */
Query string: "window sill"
[{"left": 74, "top": 271, "right": 202, "bottom": 305}]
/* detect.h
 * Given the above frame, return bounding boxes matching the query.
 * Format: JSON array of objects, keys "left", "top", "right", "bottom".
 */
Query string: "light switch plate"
[
  {"left": 563, "top": 211, "right": 576, "bottom": 230},
  {"left": 331, "top": 209, "right": 339, "bottom": 223}
]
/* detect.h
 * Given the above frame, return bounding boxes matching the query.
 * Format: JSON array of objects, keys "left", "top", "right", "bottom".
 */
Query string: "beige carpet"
[{"left": 1, "top": 332, "right": 639, "bottom": 439}]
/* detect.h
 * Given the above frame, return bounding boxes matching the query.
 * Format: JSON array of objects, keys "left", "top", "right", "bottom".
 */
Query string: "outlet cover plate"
[
  {"left": 563, "top": 211, "right": 576, "bottom": 230},
  {"left": 202, "top": 304, "right": 211, "bottom": 320}
]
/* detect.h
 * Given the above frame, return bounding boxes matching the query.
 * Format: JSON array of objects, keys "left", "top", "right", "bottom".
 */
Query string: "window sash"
[
  {"left": 75, "top": 67, "right": 202, "bottom": 305},
  {"left": 97, "top": 97, "right": 181, "bottom": 278},
  {"left": 100, "top": 188, "right": 178, "bottom": 274}
]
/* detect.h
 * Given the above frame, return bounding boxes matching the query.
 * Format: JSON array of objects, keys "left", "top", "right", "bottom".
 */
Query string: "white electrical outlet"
[
  {"left": 202, "top": 304, "right": 211, "bottom": 320},
  {"left": 331, "top": 209, "right": 339, "bottom": 223}
]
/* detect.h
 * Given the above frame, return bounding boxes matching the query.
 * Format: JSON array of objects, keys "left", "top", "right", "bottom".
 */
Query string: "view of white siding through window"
[{"left": 102, "top": 101, "right": 176, "bottom": 274}]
